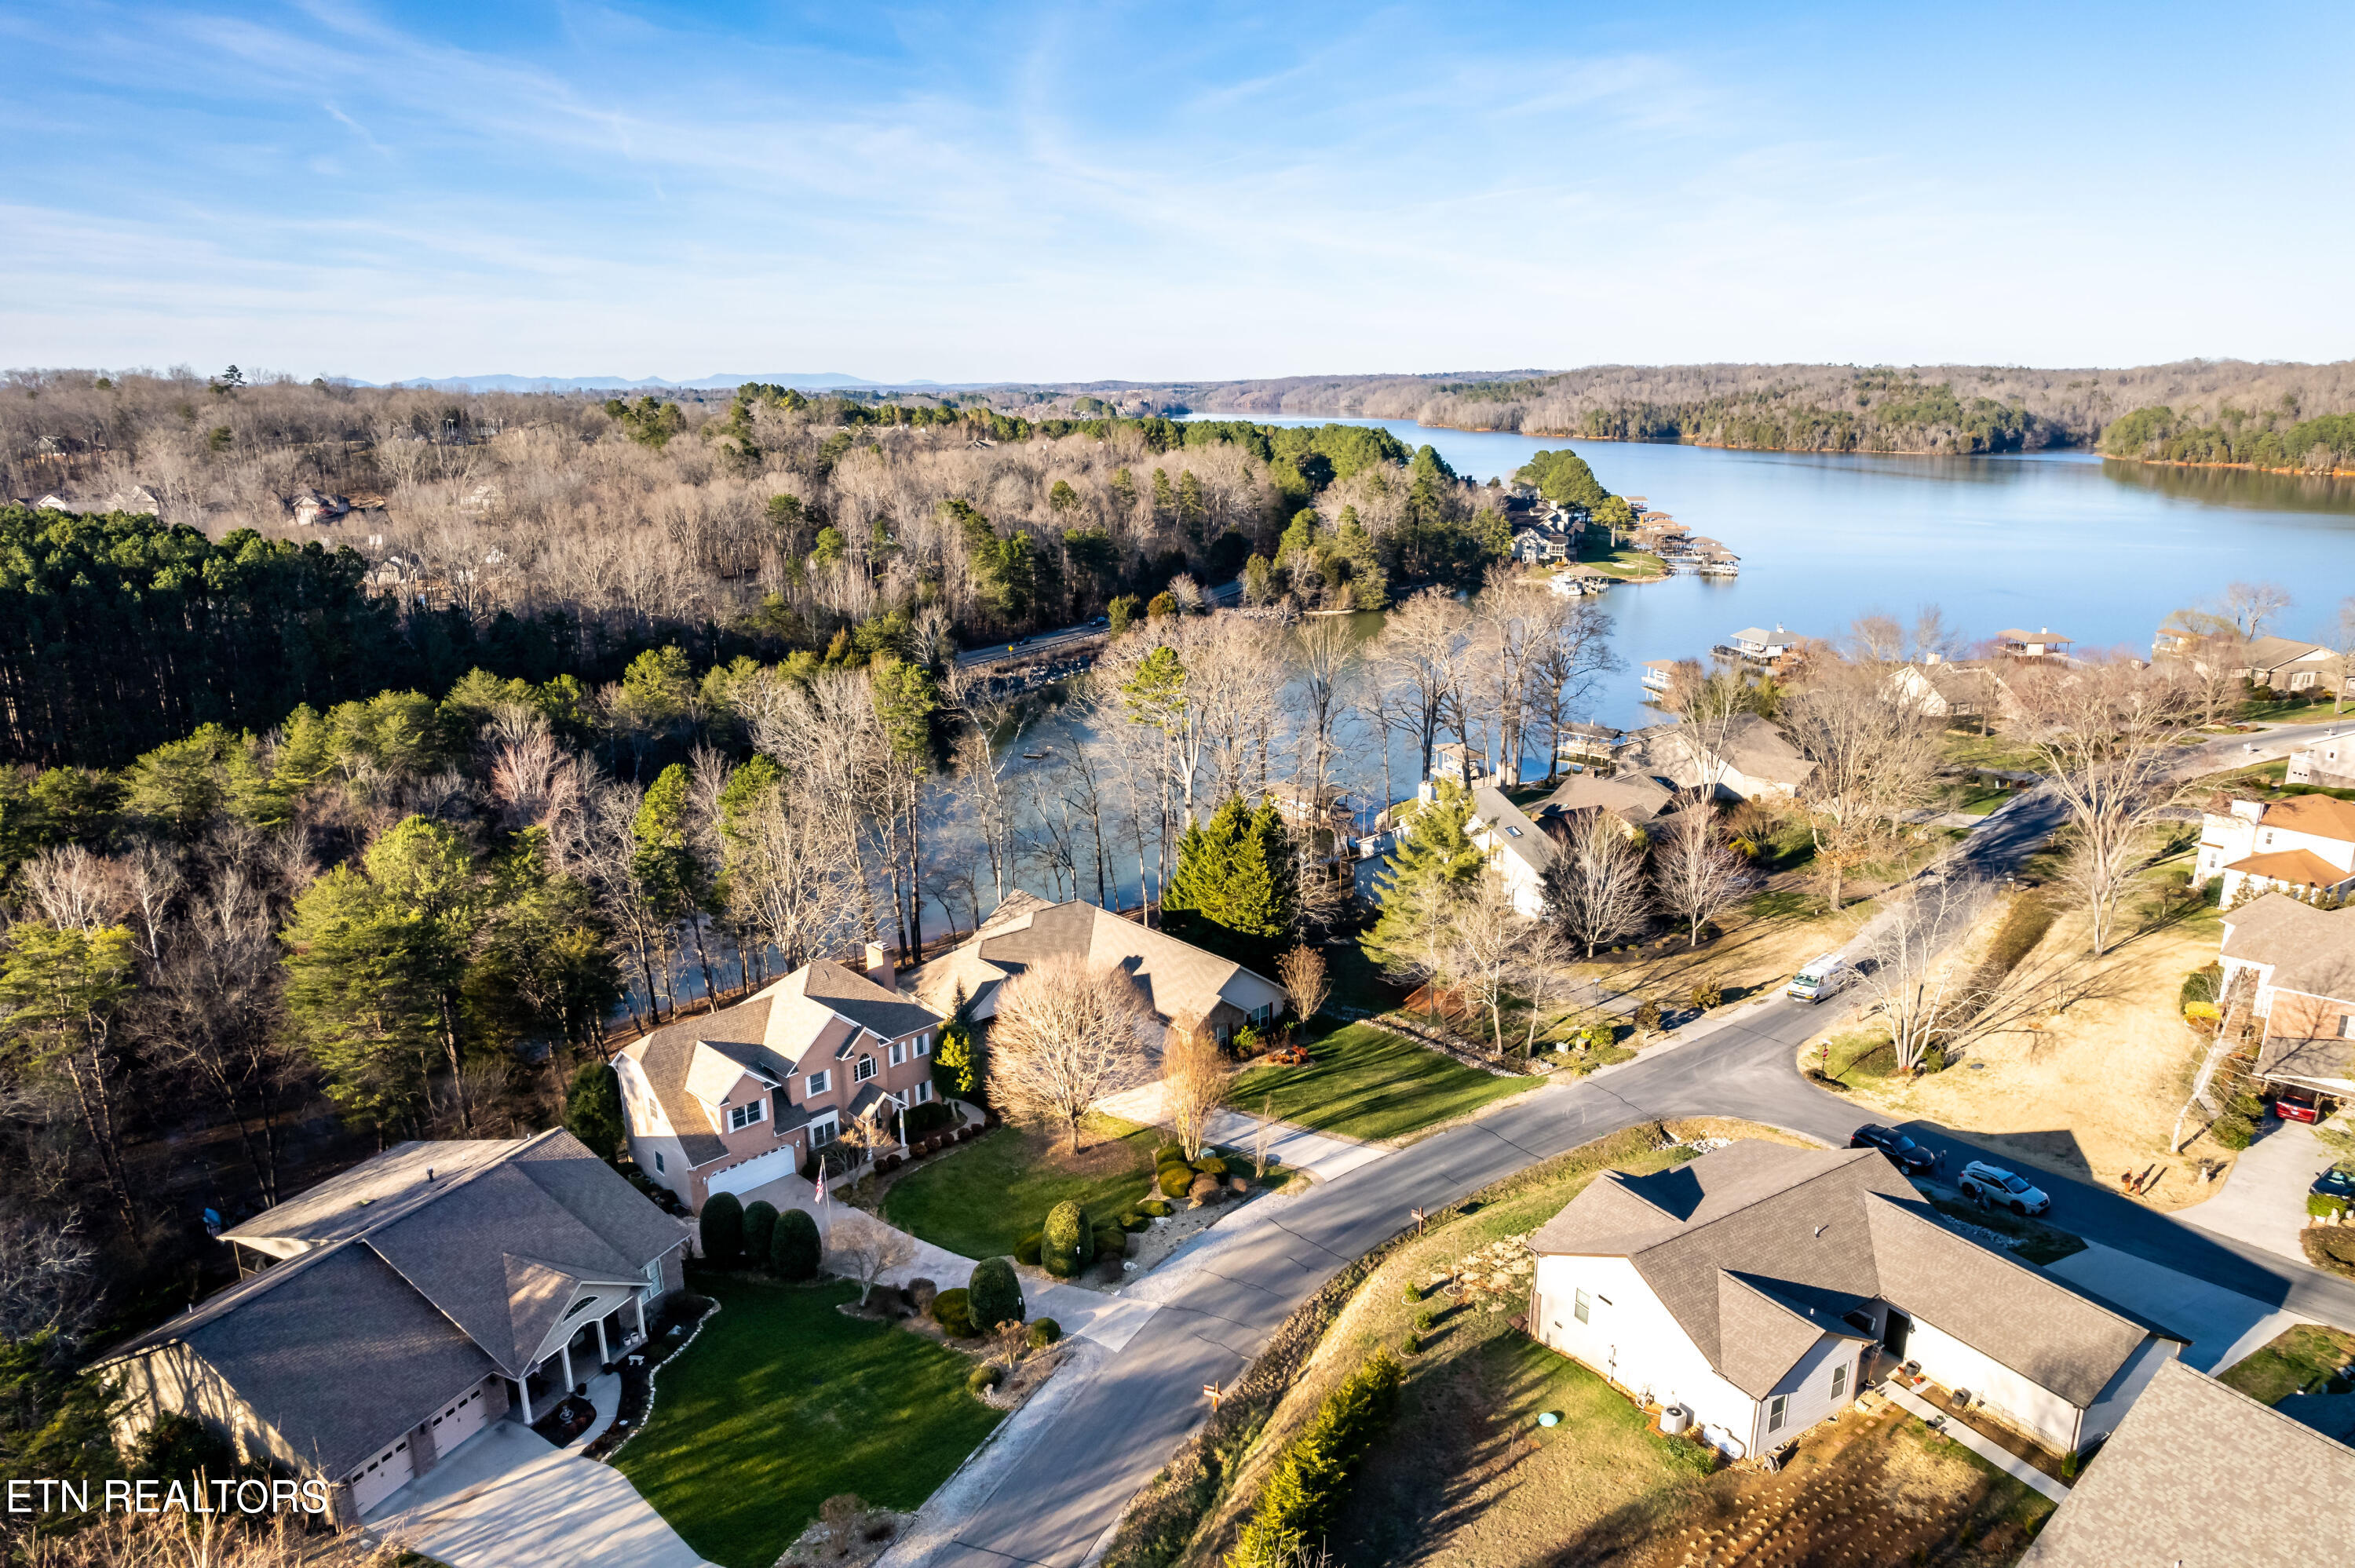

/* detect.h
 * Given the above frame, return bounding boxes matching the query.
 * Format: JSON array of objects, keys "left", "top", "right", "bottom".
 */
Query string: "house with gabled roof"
[
  {"left": 617, "top": 949, "right": 945, "bottom": 1212},
  {"left": 2196, "top": 794, "right": 2355, "bottom": 904},
  {"left": 93, "top": 1130, "right": 687, "bottom": 1524},
  {"left": 905, "top": 892, "right": 1284, "bottom": 1047},
  {"left": 2218, "top": 891, "right": 2355, "bottom": 1096},
  {"left": 1527, "top": 1142, "right": 2182, "bottom": 1461}
]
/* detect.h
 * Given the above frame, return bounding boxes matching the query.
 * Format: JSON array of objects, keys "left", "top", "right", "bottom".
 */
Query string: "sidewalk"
[{"left": 1881, "top": 1384, "right": 2068, "bottom": 1504}]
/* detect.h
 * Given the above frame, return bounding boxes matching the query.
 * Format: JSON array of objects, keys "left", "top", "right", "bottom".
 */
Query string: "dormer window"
[
  {"left": 728, "top": 1099, "right": 766, "bottom": 1132},
  {"left": 854, "top": 1056, "right": 877, "bottom": 1083}
]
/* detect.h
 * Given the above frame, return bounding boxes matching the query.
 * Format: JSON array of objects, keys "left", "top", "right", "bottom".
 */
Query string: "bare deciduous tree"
[
  {"left": 1651, "top": 797, "right": 1758, "bottom": 949},
  {"left": 1159, "top": 1024, "right": 1232, "bottom": 1161},
  {"left": 1444, "top": 875, "right": 1555, "bottom": 1059},
  {"left": 1542, "top": 809, "right": 1653, "bottom": 957},
  {"left": 1785, "top": 658, "right": 1942, "bottom": 914},
  {"left": 0, "top": 1212, "right": 96, "bottom": 1341},
  {"left": 824, "top": 1209, "right": 917, "bottom": 1305},
  {"left": 1276, "top": 943, "right": 1331, "bottom": 1027},
  {"left": 1849, "top": 872, "right": 1994, "bottom": 1074},
  {"left": 988, "top": 954, "right": 1153, "bottom": 1151}
]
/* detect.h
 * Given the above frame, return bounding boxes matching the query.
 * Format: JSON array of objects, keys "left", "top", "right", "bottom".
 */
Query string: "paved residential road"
[{"left": 926, "top": 716, "right": 2355, "bottom": 1567}]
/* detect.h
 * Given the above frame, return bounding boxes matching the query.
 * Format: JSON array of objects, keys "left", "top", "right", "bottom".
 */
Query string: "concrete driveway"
[
  {"left": 368, "top": 1418, "right": 710, "bottom": 1568},
  {"left": 2045, "top": 1242, "right": 2302, "bottom": 1373},
  {"left": 2184, "top": 1119, "right": 2338, "bottom": 1263}
]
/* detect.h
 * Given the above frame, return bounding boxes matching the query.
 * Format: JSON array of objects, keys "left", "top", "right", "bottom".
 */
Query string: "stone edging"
[{"left": 591, "top": 1296, "right": 721, "bottom": 1466}]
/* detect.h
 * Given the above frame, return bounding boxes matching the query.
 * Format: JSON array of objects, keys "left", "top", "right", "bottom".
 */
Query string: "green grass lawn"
[
  {"left": 1816, "top": 1029, "right": 1901, "bottom": 1087},
  {"left": 2218, "top": 1323, "right": 2355, "bottom": 1404},
  {"left": 1229, "top": 1023, "right": 1539, "bottom": 1143},
  {"left": 615, "top": 1276, "right": 1002, "bottom": 1568},
  {"left": 882, "top": 1114, "right": 1158, "bottom": 1259}
]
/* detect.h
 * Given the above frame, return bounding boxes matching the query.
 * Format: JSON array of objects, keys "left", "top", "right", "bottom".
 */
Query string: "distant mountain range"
[{"left": 361, "top": 372, "right": 954, "bottom": 393}]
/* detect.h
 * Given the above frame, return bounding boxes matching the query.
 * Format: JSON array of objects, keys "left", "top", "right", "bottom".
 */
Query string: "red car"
[{"left": 2276, "top": 1090, "right": 2323, "bottom": 1124}]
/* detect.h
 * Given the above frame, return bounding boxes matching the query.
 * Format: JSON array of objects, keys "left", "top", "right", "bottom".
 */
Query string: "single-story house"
[
  {"left": 1635, "top": 713, "right": 1816, "bottom": 801},
  {"left": 1538, "top": 770, "right": 1674, "bottom": 830},
  {"left": 2156, "top": 625, "right": 2344, "bottom": 695},
  {"left": 906, "top": 892, "right": 1286, "bottom": 1046},
  {"left": 2019, "top": 1358, "right": 2355, "bottom": 1566},
  {"left": 95, "top": 1130, "right": 687, "bottom": 1525},
  {"left": 1886, "top": 660, "right": 2009, "bottom": 724},
  {"left": 2218, "top": 891, "right": 2355, "bottom": 1096},
  {"left": 1528, "top": 1142, "right": 2182, "bottom": 1461},
  {"left": 2196, "top": 794, "right": 2355, "bottom": 904},
  {"left": 617, "top": 950, "right": 945, "bottom": 1212}
]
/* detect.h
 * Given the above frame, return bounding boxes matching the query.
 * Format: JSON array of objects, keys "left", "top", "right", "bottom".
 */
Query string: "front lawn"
[
  {"left": 615, "top": 1276, "right": 1002, "bottom": 1568},
  {"left": 2219, "top": 1323, "right": 2355, "bottom": 1404},
  {"left": 1229, "top": 1023, "right": 1539, "bottom": 1143},
  {"left": 883, "top": 1114, "right": 1158, "bottom": 1260}
]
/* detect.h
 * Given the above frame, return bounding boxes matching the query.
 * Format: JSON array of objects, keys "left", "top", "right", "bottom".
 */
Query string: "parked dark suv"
[{"left": 1849, "top": 1124, "right": 1937, "bottom": 1176}]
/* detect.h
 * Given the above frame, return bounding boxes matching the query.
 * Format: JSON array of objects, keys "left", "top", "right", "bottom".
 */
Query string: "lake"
[{"left": 1214, "top": 415, "right": 2355, "bottom": 732}]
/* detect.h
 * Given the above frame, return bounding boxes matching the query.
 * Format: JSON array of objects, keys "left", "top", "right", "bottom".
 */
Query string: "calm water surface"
[{"left": 1222, "top": 416, "right": 2355, "bottom": 731}]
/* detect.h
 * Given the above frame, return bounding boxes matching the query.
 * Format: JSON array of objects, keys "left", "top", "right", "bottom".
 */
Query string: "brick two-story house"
[{"left": 617, "top": 949, "right": 944, "bottom": 1212}]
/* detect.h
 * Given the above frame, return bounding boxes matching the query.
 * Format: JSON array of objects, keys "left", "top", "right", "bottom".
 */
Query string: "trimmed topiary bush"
[
  {"left": 1192, "top": 1154, "right": 1229, "bottom": 1176},
  {"left": 1153, "top": 1142, "right": 1185, "bottom": 1166},
  {"left": 1027, "top": 1318, "right": 1062, "bottom": 1349},
  {"left": 1402, "top": 1282, "right": 1422, "bottom": 1304},
  {"left": 772, "top": 1208, "right": 822, "bottom": 1280},
  {"left": 1092, "top": 1225, "right": 1127, "bottom": 1261},
  {"left": 931, "top": 1287, "right": 974, "bottom": 1337},
  {"left": 1042, "top": 1201, "right": 1095, "bottom": 1278},
  {"left": 968, "top": 1256, "right": 1026, "bottom": 1333},
  {"left": 1140, "top": 1199, "right": 1172, "bottom": 1218},
  {"left": 1159, "top": 1165, "right": 1195, "bottom": 1199},
  {"left": 1014, "top": 1231, "right": 1044, "bottom": 1266},
  {"left": 966, "top": 1363, "right": 1002, "bottom": 1395},
  {"left": 699, "top": 1191, "right": 743, "bottom": 1267},
  {"left": 1119, "top": 1209, "right": 1147, "bottom": 1231},
  {"left": 741, "top": 1201, "right": 779, "bottom": 1269}
]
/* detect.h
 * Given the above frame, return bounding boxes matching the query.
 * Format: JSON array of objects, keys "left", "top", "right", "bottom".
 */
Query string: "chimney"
[{"left": 864, "top": 940, "right": 896, "bottom": 989}]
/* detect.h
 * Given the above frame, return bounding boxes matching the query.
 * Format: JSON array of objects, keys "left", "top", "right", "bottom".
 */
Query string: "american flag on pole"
[{"left": 813, "top": 1165, "right": 827, "bottom": 1206}]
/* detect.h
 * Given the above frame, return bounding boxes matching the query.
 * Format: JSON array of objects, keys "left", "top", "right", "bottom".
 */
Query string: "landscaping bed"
[
  {"left": 614, "top": 1275, "right": 1002, "bottom": 1568},
  {"left": 1228, "top": 1023, "right": 1541, "bottom": 1144},
  {"left": 882, "top": 1113, "right": 1159, "bottom": 1260},
  {"left": 583, "top": 1290, "right": 716, "bottom": 1461},
  {"left": 1926, "top": 1198, "right": 2087, "bottom": 1267}
]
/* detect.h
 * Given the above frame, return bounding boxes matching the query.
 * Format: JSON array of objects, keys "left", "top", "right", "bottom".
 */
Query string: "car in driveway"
[
  {"left": 2274, "top": 1088, "right": 2324, "bottom": 1124},
  {"left": 1849, "top": 1124, "right": 1937, "bottom": 1176},
  {"left": 2313, "top": 1167, "right": 2355, "bottom": 1205},
  {"left": 1959, "top": 1160, "right": 2050, "bottom": 1216}
]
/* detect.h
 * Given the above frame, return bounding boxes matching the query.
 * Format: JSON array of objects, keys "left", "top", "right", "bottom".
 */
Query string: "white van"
[{"left": 1787, "top": 955, "right": 1849, "bottom": 1004}]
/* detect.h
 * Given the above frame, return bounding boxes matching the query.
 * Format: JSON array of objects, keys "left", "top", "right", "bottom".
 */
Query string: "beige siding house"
[
  {"left": 2196, "top": 794, "right": 2355, "bottom": 903},
  {"left": 1528, "top": 1143, "right": 2181, "bottom": 1461},
  {"left": 94, "top": 1132, "right": 686, "bottom": 1525}
]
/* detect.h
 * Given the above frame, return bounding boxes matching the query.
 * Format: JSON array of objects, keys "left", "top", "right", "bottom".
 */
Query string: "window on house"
[
  {"left": 889, "top": 1041, "right": 907, "bottom": 1067},
  {"left": 915, "top": 1033, "right": 932, "bottom": 1056},
  {"left": 2341, "top": 1014, "right": 2354, "bottom": 1040},
  {"left": 809, "top": 1120, "right": 837, "bottom": 1149},
  {"left": 1830, "top": 1363, "right": 1848, "bottom": 1400},
  {"left": 1768, "top": 1395, "right": 1788, "bottom": 1432},
  {"left": 565, "top": 1295, "right": 597, "bottom": 1318},
  {"left": 653, "top": 1150, "right": 664, "bottom": 1173},
  {"left": 806, "top": 1070, "right": 831, "bottom": 1096},
  {"left": 1573, "top": 1289, "right": 1590, "bottom": 1325},
  {"left": 911, "top": 1081, "right": 933, "bottom": 1105},
  {"left": 855, "top": 1056, "right": 877, "bottom": 1082},
  {"left": 728, "top": 1099, "right": 765, "bottom": 1132}
]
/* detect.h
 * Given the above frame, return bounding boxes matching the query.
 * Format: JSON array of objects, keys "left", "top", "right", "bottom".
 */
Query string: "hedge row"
[{"left": 1228, "top": 1354, "right": 1403, "bottom": 1567}]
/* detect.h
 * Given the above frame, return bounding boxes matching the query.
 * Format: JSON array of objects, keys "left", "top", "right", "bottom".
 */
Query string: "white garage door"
[
  {"left": 425, "top": 1378, "right": 495, "bottom": 1460},
  {"left": 705, "top": 1145, "right": 800, "bottom": 1202},
  {"left": 345, "top": 1434, "right": 414, "bottom": 1517}
]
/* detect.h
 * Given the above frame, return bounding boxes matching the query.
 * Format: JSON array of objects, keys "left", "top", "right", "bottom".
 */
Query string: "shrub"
[
  {"left": 1401, "top": 1332, "right": 1422, "bottom": 1355},
  {"left": 741, "top": 1201, "right": 779, "bottom": 1269},
  {"left": 1689, "top": 979, "right": 1724, "bottom": 1012},
  {"left": 1401, "top": 1282, "right": 1422, "bottom": 1304},
  {"left": 130, "top": 1411, "right": 236, "bottom": 1487},
  {"left": 1042, "top": 1201, "right": 1094, "bottom": 1277},
  {"left": 1153, "top": 1142, "right": 1185, "bottom": 1166},
  {"left": 1413, "top": 1310, "right": 1434, "bottom": 1332},
  {"left": 931, "top": 1287, "right": 975, "bottom": 1337},
  {"left": 1120, "top": 1209, "right": 1148, "bottom": 1231},
  {"left": 969, "top": 1256, "right": 1026, "bottom": 1333},
  {"left": 905, "top": 1099, "right": 954, "bottom": 1136},
  {"left": 1229, "top": 1354, "right": 1404, "bottom": 1566},
  {"left": 1193, "top": 1154, "right": 1229, "bottom": 1176},
  {"left": 1015, "top": 1231, "right": 1044, "bottom": 1266},
  {"left": 2179, "top": 963, "right": 2222, "bottom": 1009},
  {"left": 2310, "top": 1192, "right": 2349, "bottom": 1222},
  {"left": 1141, "top": 1198, "right": 1172, "bottom": 1218},
  {"left": 1234, "top": 1024, "right": 1262, "bottom": 1055},
  {"left": 907, "top": 1277, "right": 938, "bottom": 1311},
  {"left": 1635, "top": 999, "right": 1664, "bottom": 1033},
  {"left": 699, "top": 1191, "right": 743, "bottom": 1267},
  {"left": 1186, "top": 1172, "right": 1223, "bottom": 1204},
  {"left": 2212, "top": 1113, "right": 2256, "bottom": 1151},
  {"left": 1159, "top": 1165, "right": 1196, "bottom": 1198},
  {"left": 966, "top": 1363, "right": 1002, "bottom": 1395},
  {"left": 1093, "top": 1225, "right": 1128, "bottom": 1261},
  {"left": 772, "top": 1208, "right": 822, "bottom": 1280},
  {"left": 563, "top": 1060, "right": 625, "bottom": 1163},
  {"left": 1027, "top": 1318, "right": 1063, "bottom": 1350}
]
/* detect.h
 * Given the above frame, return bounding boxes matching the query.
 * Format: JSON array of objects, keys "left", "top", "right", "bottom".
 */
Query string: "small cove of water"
[{"left": 1210, "top": 415, "right": 2355, "bottom": 731}]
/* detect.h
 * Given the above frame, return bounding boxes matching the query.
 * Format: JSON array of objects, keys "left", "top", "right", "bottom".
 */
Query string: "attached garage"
[
  {"left": 422, "top": 1377, "right": 498, "bottom": 1462},
  {"left": 345, "top": 1434, "right": 414, "bottom": 1517},
  {"left": 704, "top": 1144, "right": 801, "bottom": 1202}
]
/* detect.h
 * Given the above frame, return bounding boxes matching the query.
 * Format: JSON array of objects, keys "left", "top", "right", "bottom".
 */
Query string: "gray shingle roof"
[
  {"left": 2223, "top": 892, "right": 2355, "bottom": 1002},
  {"left": 1530, "top": 1142, "right": 2177, "bottom": 1406},
  {"left": 1540, "top": 771, "right": 1674, "bottom": 826},
  {"left": 907, "top": 895, "right": 1284, "bottom": 1028},
  {"left": 622, "top": 995, "right": 778, "bottom": 1165},
  {"left": 1470, "top": 786, "right": 1558, "bottom": 874},
  {"left": 2021, "top": 1358, "right": 2355, "bottom": 1567}
]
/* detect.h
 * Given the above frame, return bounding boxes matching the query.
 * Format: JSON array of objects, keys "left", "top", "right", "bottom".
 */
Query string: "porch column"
[
  {"left": 593, "top": 1315, "right": 610, "bottom": 1368},
  {"left": 559, "top": 1343, "right": 574, "bottom": 1394},
  {"left": 633, "top": 1291, "right": 648, "bottom": 1343},
  {"left": 515, "top": 1376, "right": 534, "bottom": 1424}
]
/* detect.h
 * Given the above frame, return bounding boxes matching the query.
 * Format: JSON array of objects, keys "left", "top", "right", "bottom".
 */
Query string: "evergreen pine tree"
[{"left": 1364, "top": 779, "right": 1484, "bottom": 976}]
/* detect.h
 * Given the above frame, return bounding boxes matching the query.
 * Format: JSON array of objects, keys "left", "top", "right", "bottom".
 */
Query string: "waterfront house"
[
  {"left": 1717, "top": 626, "right": 1801, "bottom": 666},
  {"left": 2195, "top": 795, "right": 2355, "bottom": 904},
  {"left": 1457, "top": 782, "right": 1557, "bottom": 919},
  {"left": 1887, "top": 660, "right": 2010, "bottom": 726},
  {"left": 1641, "top": 658, "right": 1681, "bottom": 696},
  {"left": 1538, "top": 771, "right": 1674, "bottom": 831},
  {"left": 95, "top": 1131, "right": 688, "bottom": 1524},
  {"left": 617, "top": 950, "right": 945, "bottom": 1212},
  {"left": 1511, "top": 523, "right": 1574, "bottom": 563},
  {"left": 2155, "top": 625, "right": 2343, "bottom": 695},
  {"left": 907, "top": 892, "right": 1285, "bottom": 1048},
  {"left": 1994, "top": 628, "right": 2072, "bottom": 660},
  {"left": 2019, "top": 1359, "right": 2355, "bottom": 1567},
  {"left": 1527, "top": 1142, "right": 2182, "bottom": 1462},
  {"left": 1635, "top": 713, "right": 1815, "bottom": 802},
  {"left": 2217, "top": 892, "right": 2355, "bottom": 1097}
]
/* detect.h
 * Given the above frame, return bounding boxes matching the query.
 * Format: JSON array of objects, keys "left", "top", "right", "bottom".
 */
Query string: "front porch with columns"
[{"left": 511, "top": 1287, "right": 652, "bottom": 1424}]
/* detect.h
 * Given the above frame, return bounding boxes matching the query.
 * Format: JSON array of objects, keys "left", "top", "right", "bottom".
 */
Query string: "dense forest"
[{"left": 1028, "top": 359, "right": 2355, "bottom": 467}]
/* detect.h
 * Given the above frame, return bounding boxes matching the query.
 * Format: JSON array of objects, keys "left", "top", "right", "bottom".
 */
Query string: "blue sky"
[{"left": 3, "top": 2, "right": 2350, "bottom": 383}]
